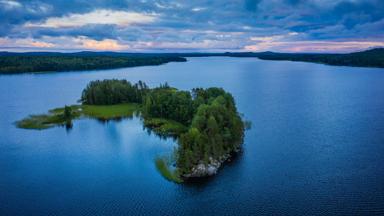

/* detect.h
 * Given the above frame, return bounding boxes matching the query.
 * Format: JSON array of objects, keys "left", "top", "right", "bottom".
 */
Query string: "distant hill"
[{"left": 0, "top": 48, "right": 383, "bottom": 74}]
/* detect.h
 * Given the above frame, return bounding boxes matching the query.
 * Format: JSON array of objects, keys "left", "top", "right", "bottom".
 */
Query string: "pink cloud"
[
  {"left": 29, "top": 41, "right": 54, "bottom": 48},
  {"left": 244, "top": 41, "right": 384, "bottom": 53},
  {"left": 79, "top": 38, "right": 124, "bottom": 50}
]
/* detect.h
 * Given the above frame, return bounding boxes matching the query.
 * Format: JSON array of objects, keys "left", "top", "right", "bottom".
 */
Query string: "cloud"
[
  {"left": 191, "top": 7, "right": 206, "bottom": 12},
  {"left": 0, "top": 0, "right": 384, "bottom": 52},
  {"left": 0, "top": 0, "right": 22, "bottom": 10},
  {"left": 77, "top": 38, "right": 124, "bottom": 50},
  {"left": 0, "top": 37, "right": 54, "bottom": 48},
  {"left": 244, "top": 40, "right": 384, "bottom": 53},
  {"left": 126, "top": 39, "right": 242, "bottom": 51},
  {"left": 250, "top": 32, "right": 298, "bottom": 42},
  {"left": 29, "top": 40, "right": 54, "bottom": 47},
  {"left": 24, "top": 9, "right": 157, "bottom": 28}
]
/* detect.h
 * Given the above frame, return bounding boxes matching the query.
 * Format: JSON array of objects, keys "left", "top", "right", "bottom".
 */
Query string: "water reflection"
[{"left": 1, "top": 58, "right": 384, "bottom": 215}]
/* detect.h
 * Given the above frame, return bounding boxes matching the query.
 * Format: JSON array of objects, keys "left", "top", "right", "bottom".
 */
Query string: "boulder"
[{"left": 183, "top": 154, "right": 232, "bottom": 178}]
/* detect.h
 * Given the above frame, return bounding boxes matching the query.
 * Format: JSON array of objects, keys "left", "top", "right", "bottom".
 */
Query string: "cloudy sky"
[{"left": 0, "top": 0, "right": 383, "bottom": 53}]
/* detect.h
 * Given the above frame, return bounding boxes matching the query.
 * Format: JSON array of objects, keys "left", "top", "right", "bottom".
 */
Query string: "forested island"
[
  {"left": 1, "top": 48, "right": 383, "bottom": 74},
  {"left": 16, "top": 79, "right": 247, "bottom": 183}
]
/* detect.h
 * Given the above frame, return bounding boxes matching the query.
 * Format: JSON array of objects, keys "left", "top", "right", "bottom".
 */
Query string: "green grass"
[
  {"left": 143, "top": 118, "right": 188, "bottom": 136},
  {"left": 82, "top": 103, "right": 140, "bottom": 119},
  {"left": 155, "top": 157, "right": 183, "bottom": 183},
  {"left": 15, "top": 114, "right": 67, "bottom": 130},
  {"left": 16, "top": 103, "right": 141, "bottom": 130}
]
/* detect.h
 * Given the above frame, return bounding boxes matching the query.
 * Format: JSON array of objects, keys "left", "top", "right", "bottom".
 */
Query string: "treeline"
[
  {"left": 81, "top": 79, "right": 149, "bottom": 105},
  {"left": 1, "top": 48, "right": 382, "bottom": 74},
  {"left": 255, "top": 48, "right": 384, "bottom": 68},
  {"left": 0, "top": 56, "right": 186, "bottom": 74},
  {"left": 143, "top": 84, "right": 195, "bottom": 125},
  {"left": 79, "top": 79, "right": 245, "bottom": 176}
]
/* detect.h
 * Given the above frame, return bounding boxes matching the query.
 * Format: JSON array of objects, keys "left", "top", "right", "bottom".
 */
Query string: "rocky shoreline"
[{"left": 183, "top": 148, "right": 240, "bottom": 178}]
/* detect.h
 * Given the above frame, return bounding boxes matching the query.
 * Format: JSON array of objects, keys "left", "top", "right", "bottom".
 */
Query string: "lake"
[{"left": 1, "top": 57, "right": 384, "bottom": 215}]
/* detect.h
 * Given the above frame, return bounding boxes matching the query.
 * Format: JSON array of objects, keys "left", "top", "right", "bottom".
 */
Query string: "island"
[{"left": 16, "top": 79, "right": 248, "bottom": 183}]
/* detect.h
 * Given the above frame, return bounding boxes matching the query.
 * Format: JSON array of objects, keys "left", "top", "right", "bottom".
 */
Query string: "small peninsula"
[{"left": 16, "top": 79, "right": 247, "bottom": 183}]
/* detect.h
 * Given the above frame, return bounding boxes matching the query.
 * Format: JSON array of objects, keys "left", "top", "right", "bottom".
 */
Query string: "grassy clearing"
[
  {"left": 16, "top": 103, "right": 141, "bottom": 129},
  {"left": 51, "top": 103, "right": 140, "bottom": 119},
  {"left": 143, "top": 118, "right": 188, "bottom": 137},
  {"left": 82, "top": 103, "right": 140, "bottom": 119},
  {"left": 155, "top": 157, "right": 183, "bottom": 183}
]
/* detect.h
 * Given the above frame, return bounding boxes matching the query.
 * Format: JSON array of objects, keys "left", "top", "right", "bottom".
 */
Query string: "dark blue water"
[{"left": 1, "top": 57, "right": 384, "bottom": 215}]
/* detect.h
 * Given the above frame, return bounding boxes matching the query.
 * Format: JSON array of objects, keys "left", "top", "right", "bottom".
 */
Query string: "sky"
[{"left": 0, "top": 0, "right": 383, "bottom": 53}]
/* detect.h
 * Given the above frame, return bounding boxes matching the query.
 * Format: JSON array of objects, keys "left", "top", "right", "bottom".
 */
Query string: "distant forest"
[
  {"left": 0, "top": 55, "right": 186, "bottom": 74},
  {"left": 0, "top": 48, "right": 383, "bottom": 74},
  {"left": 211, "top": 48, "right": 384, "bottom": 68},
  {"left": 254, "top": 48, "right": 384, "bottom": 68}
]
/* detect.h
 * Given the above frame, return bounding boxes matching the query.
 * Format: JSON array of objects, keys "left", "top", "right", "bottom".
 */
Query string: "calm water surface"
[{"left": 1, "top": 57, "right": 384, "bottom": 215}]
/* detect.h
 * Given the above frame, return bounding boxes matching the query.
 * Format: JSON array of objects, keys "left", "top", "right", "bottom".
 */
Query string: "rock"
[
  {"left": 183, "top": 154, "right": 234, "bottom": 178},
  {"left": 184, "top": 163, "right": 218, "bottom": 177}
]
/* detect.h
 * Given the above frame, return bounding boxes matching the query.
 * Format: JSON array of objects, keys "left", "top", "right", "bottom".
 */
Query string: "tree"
[
  {"left": 81, "top": 79, "right": 148, "bottom": 105},
  {"left": 64, "top": 106, "right": 72, "bottom": 120},
  {"left": 63, "top": 105, "right": 73, "bottom": 129}
]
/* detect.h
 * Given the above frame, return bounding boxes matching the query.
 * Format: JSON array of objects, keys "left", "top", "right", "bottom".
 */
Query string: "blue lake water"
[{"left": 1, "top": 57, "right": 384, "bottom": 215}]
